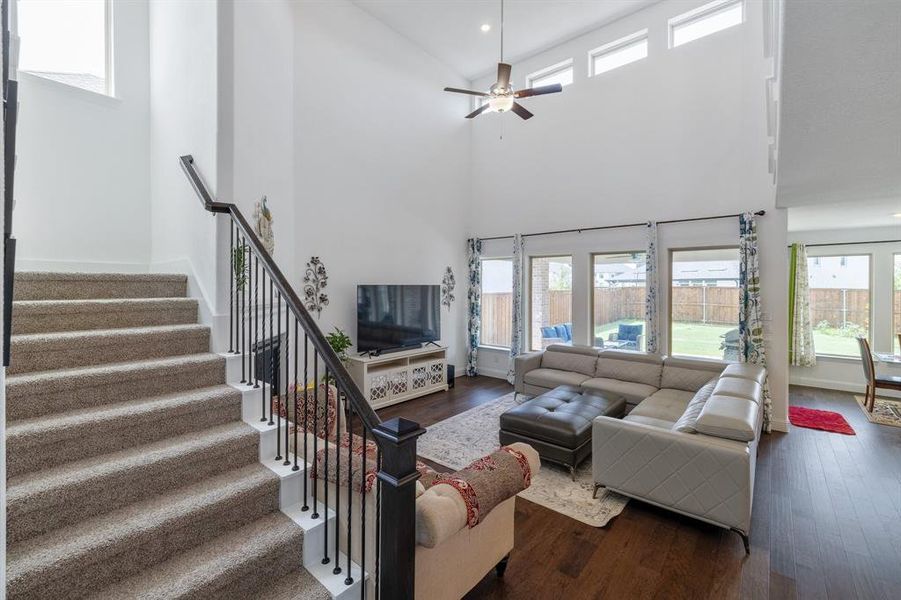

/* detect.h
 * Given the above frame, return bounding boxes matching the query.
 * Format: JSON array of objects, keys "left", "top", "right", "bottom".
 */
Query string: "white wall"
[
  {"left": 14, "top": 0, "right": 150, "bottom": 269},
  {"left": 471, "top": 0, "right": 789, "bottom": 430},
  {"left": 788, "top": 225, "right": 901, "bottom": 397},
  {"left": 148, "top": 0, "right": 227, "bottom": 333},
  {"left": 291, "top": 0, "right": 472, "bottom": 372}
]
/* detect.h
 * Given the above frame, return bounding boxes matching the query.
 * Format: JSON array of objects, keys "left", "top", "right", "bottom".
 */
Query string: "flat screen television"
[{"left": 357, "top": 285, "right": 441, "bottom": 353}]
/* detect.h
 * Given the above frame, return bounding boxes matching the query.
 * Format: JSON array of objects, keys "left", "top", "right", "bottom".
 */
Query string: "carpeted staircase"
[{"left": 5, "top": 272, "right": 330, "bottom": 599}]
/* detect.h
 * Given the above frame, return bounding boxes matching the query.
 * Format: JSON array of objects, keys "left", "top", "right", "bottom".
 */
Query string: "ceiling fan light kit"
[{"left": 443, "top": 0, "right": 562, "bottom": 120}]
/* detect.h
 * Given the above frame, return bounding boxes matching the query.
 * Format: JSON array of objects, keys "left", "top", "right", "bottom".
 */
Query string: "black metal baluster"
[
  {"left": 302, "top": 332, "right": 310, "bottom": 510},
  {"left": 268, "top": 277, "right": 274, "bottom": 427},
  {"left": 240, "top": 238, "right": 246, "bottom": 384},
  {"left": 229, "top": 222, "right": 234, "bottom": 353},
  {"left": 333, "top": 378, "right": 342, "bottom": 576},
  {"left": 345, "top": 398, "right": 354, "bottom": 585},
  {"left": 311, "top": 352, "right": 320, "bottom": 520},
  {"left": 358, "top": 420, "right": 366, "bottom": 595},
  {"left": 323, "top": 363, "right": 331, "bottom": 565},
  {"left": 282, "top": 296, "right": 290, "bottom": 466},
  {"left": 292, "top": 317, "right": 299, "bottom": 472},
  {"left": 275, "top": 292, "right": 282, "bottom": 462},
  {"left": 260, "top": 267, "right": 267, "bottom": 421},
  {"left": 243, "top": 245, "right": 250, "bottom": 386},
  {"left": 254, "top": 255, "right": 260, "bottom": 390},
  {"left": 375, "top": 447, "right": 381, "bottom": 600}
]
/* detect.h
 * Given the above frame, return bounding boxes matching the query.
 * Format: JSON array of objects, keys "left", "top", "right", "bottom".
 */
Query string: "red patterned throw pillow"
[{"left": 271, "top": 383, "right": 340, "bottom": 442}]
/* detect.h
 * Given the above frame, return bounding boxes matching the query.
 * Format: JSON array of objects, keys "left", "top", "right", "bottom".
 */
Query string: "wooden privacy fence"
[{"left": 808, "top": 288, "right": 871, "bottom": 329}]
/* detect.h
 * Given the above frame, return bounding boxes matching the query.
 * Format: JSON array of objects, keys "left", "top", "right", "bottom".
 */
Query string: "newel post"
[{"left": 373, "top": 417, "right": 426, "bottom": 600}]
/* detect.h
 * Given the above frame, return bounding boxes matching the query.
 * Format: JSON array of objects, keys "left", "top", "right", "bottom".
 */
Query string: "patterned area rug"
[
  {"left": 855, "top": 395, "right": 901, "bottom": 428},
  {"left": 416, "top": 392, "right": 629, "bottom": 527}
]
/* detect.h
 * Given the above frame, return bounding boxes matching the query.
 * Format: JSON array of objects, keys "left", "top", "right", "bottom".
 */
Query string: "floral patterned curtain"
[
  {"left": 789, "top": 243, "right": 816, "bottom": 367},
  {"left": 739, "top": 213, "right": 772, "bottom": 432},
  {"left": 507, "top": 234, "right": 524, "bottom": 383},
  {"left": 466, "top": 238, "right": 482, "bottom": 376},
  {"left": 644, "top": 222, "right": 659, "bottom": 354}
]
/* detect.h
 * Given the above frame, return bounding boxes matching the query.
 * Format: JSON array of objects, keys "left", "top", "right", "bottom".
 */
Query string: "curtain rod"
[
  {"left": 478, "top": 210, "right": 767, "bottom": 242},
  {"left": 791, "top": 239, "right": 901, "bottom": 248}
]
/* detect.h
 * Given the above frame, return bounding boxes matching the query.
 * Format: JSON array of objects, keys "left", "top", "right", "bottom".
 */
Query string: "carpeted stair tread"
[
  {"left": 88, "top": 512, "right": 324, "bottom": 600},
  {"left": 14, "top": 271, "right": 188, "bottom": 301},
  {"left": 9, "top": 324, "right": 210, "bottom": 374},
  {"left": 7, "top": 464, "right": 279, "bottom": 600},
  {"left": 7, "top": 422, "right": 259, "bottom": 544},
  {"left": 7, "top": 385, "right": 242, "bottom": 478},
  {"left": 5, "top": 353, "right": 226, "bottom": 421},
  {"left": 12, "top": 297, "right": 198, "bottom": 334},
  {"left": 249, "top": 566, "right": 333, "bottom": 600}
]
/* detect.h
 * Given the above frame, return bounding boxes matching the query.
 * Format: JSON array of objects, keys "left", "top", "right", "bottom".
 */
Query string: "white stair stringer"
[{"left": 228, "top": 373, "right": 368, "bottom": 600}]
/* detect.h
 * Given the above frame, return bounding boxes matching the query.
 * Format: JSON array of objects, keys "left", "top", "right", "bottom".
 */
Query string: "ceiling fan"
[{"left": 443, "top": 0, "right": 562, "bottom": 120}]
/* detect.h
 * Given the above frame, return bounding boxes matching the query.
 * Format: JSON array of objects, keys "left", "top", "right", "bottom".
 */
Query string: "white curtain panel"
[
  {"left": 466, "top": 238, "right": 482, "bottom": 376},
  {"left": 507, "top": 234, "right": 524, "bottom": 383},
  {"left": 789, "top": 243, "right": 816, "bottom": 367},
  {"left": 644, "top": 222, "right": 659, "bottom": 354}
]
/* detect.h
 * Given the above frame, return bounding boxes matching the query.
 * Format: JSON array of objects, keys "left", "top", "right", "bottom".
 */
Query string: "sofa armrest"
[
  {"left": 514, "top": 351, "right": 544, "bottom": 393},
  {"left": 592, "top": 417, "right": 753, "bottom": 533}
]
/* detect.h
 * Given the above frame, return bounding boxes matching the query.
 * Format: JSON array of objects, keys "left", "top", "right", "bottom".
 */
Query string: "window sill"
[
  {"left": 478, "top": 345, "right": 510, "bottom": 352},
  {"left": 20, "top": 71, "right": 119, "bottom": 105},
  {"left": 813, "top": 354, "right": 860, "bottom": 362}
]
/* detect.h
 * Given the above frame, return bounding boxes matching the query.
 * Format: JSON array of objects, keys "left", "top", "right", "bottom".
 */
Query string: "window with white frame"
[
  {"left": 530, "top": 256, "right": 573, "bottom": 350},
  {"left": 806, "top": 254, "right": 871, "bottom": 357},
  {"left": 895, "top": 254, "right": 901, "bottom": 354},
  {"left": 592, "top": 252, "right": 647, "bottom": 351},
  {"left": 670, "top": 248, "right": 740, "bottom": 359},
  {"left": 480, "top": 258, "right": 513, "bottom": 348},
  {"left": 589, "top": 30, "right": 648, "bottom": 77},
  {"left": 18, "top": 0, "right": 112, "bottom": 96},
  {"left": 669, "top": 0, "right": 744, "bottom": 48},
  {"left": 526, "top": 59, "right": 573, "bottom": 89}
]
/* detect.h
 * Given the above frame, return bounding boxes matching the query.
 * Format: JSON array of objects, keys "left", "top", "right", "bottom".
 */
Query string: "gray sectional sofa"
[{"left": 513, "top": 344, "right": 766, "bottom": 552}]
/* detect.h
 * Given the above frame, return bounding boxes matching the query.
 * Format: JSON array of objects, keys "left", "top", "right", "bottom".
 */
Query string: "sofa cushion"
[
  {"left": 672, "top": 378, "right": 718, "bottom": 433},
  {"left": 660, "top": 357, "right": 726, "bottom": 392},
  {"left": 595, "top": 350, "right": 663, "bottom": 388},
  {"left": 541, "top": 346, "right": 599, "bottom": 376},
  {"left": 617, "top": 323, "right": 643, "bottom": 342},
  {"left": 712, "top": 377, "right": 762, "bottom": 403},
  {"left": 630, "top": 388, "right": 695, "bottom": 423},
  {"left": 563, "top": 323, "right": 573, "bottom": 341},
  {"left": 623, "top": 414, "right": 677, "bottom": 429},
  {"left": 581, "top": 377, "right": 657, "bottom": 405},
  {"left": 695, "top": 394, "right": 759, "bottom": 442},
  {"left": 524, "top": 368, "right": 590, "bottom": 389},
  {"left": 720, "top": 363, "right": 766, "bottom": 385},
  {"left": 540, "top": 326, "right": 558, "bottom": 339}
]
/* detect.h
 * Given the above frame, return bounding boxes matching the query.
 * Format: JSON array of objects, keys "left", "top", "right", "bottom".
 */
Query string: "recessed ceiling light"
[{"left": 480, "top": 24, "right": 491, "bottom": 32}]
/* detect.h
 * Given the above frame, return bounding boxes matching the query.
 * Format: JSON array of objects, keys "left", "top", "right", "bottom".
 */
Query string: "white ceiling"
[
  {"left": 788, "top": 198, "right": 901, "bottom": 232},
  {"left": 776, "top": 0, "right": 901, "bottom": 209},
  {"left": 351, "top": 0, "right": 660, "bottom": 80}
]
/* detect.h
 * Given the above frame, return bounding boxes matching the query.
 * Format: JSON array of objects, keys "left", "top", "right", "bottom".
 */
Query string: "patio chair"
[
  {"left": 608, "top": 323, "right": 643, "bottom": 350},
  {"left": 540, "top": 323, "right": 572, "bottom": 348},
  {"left": 857, "top": 336, "right": 901, "bottom": 412}
]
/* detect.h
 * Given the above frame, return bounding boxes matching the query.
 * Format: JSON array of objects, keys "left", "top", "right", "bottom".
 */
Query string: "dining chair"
[{"left": 857, "top": 336, "right": 901, "bottom": 412}]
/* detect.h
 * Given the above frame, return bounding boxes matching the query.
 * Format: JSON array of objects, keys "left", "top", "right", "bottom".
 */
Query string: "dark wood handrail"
[{"left": 179, "top": 154, "right": 382, "bottom": 434}]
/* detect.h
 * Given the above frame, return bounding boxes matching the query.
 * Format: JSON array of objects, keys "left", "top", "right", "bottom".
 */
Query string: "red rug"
[{"left": 789, "top": 405, "right": 856, "bottom": 435}]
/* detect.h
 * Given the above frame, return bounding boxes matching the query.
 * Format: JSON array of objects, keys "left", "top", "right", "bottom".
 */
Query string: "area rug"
[
  {"left": 416, "top": 392, "right": 629, "bottom": 527},
  {"left": 854, "top": 395, "right": 901, "bottom": 428},
  {"left": 788, "top": 405, "right": 856, "bottom": 435}
]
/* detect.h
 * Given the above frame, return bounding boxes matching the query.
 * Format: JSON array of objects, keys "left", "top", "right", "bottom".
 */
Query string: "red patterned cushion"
[{"left": 271, "top": 383, "right": 339, "bottom": 442}]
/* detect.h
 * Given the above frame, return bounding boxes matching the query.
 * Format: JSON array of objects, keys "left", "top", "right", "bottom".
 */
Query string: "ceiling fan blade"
[
  {"left": 444, "top": 87, "right": 489, "bottom": 97},
  {"left": 496, "top": 62, "right": 512, "bottom": 90},
  {"left": 514, "top": 83, "right": 563, "bottom": 98},
  {"left": 465, "top": 103, "right": 491, "bottom": 119},
  {"left": 511, "top": 102, "right": 533, "bottom": 120}
]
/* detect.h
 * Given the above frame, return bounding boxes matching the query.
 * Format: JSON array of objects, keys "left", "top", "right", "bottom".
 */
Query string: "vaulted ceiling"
[{"left": 352, "top": 0, "right": 659, "bottom": 80}]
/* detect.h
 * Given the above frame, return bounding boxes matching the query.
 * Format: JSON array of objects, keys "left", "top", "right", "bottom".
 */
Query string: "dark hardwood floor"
[{"left": 377, "top": 377, "right": 901, "bottom": 600}]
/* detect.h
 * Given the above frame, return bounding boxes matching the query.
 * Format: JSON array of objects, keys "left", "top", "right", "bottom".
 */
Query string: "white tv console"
[{"left": 346, "top": 345, "right": 448, "bottom": 409}]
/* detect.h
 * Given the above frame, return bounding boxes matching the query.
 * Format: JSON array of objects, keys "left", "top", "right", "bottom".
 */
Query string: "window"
[
  {"left": 18, "top": 0, "right": 112, "bottom": 95},
  {"left": 807, "top": 255, "right": 871, "bottom": 357},
  {"left": 592, "top": 252, "right": 646, "bottom": 351},
  {"left": 670, "top": 248, "right": 740, "bottom": 359},
  {"left": 480, "top": 258, "right": 513, "bottom": 348},
  {"left": 526, "top": 59, "right": 573, "bottom": 89},
  {"left": 589, "top": 30, "right": 648, "bottom": 77},
  {"left": 895, "top": 254, "right": 901, "bottom": 354},
  {"left": 530, "top": 256, "right": 573, "bottom": 350},
  {"left": 669, "top": 0, "right": 744, "bottom": 48}
]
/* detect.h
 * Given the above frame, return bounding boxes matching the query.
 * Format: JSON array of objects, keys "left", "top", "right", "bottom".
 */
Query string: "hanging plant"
[
  {"left": 303, "top": 256, "right": 329, "bottom": 317},
  {"left": 441, "top": 266, "right": 455, "bottom": 310},
  {"left": 232, "top": 245, "right": 249, "bottom": 291}
]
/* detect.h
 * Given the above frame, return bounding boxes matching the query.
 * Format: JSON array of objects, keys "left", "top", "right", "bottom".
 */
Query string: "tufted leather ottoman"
[{"left": 499, "top": 385, "right": 625, "bottom": 479}]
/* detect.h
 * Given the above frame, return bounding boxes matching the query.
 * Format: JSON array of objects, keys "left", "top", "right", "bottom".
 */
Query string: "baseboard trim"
[
  {"left": 790, "top": 375, "right": 901, "bottom": 399},
  {"left": 14, "top": 258, "right": 151, "bottom": 273},
  {"left": 768, "top": 418, "right": 790, "bottom": 433},
  {"left": 475, "top": 367, "right": 510, "bottom": 380}
]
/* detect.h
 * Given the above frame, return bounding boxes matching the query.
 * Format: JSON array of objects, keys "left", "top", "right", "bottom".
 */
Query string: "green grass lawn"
[
  {"left": 595, "top": 319, "right": 734, "bottom": 359},
  {"left": 812, "top": 328, "right": 861, "bottom": 357}
]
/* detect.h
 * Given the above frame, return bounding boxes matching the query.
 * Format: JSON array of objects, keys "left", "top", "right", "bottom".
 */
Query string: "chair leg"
[
  {"left": 495, "top": 553, "right": 511, "bottom": 578},
  {"left": 869, "top": 385, "right": 876, "bottom": 412},
  {"left": 592, "top": 483, "right": 603, "bottom": 499}
]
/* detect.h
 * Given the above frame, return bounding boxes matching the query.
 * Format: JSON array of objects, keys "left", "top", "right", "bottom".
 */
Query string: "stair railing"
[
  {"left": 180, "top": 155, "right": 423, "bottom": 599},
  {"left": 3, "top": 0, "right": 19, "bottom": 367}
]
